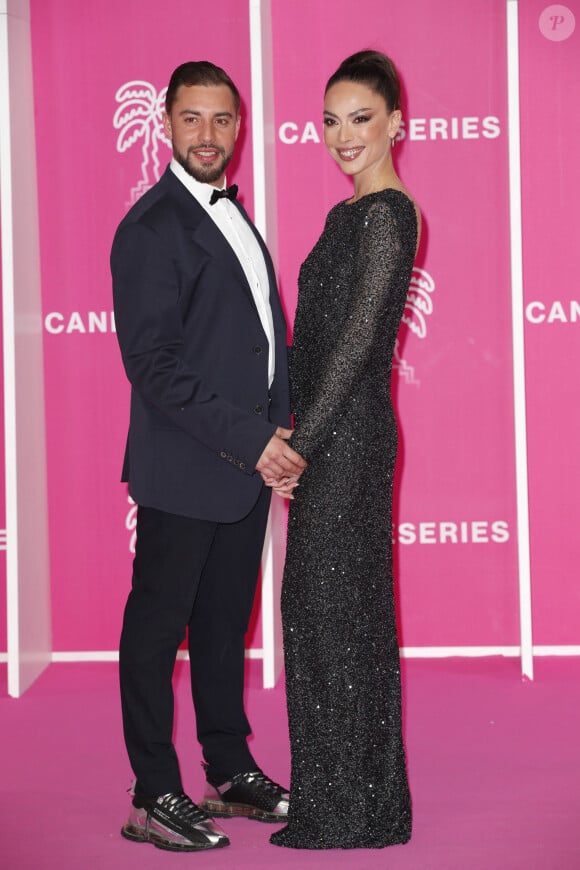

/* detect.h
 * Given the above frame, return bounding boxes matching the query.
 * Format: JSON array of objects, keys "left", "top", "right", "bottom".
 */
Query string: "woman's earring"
[{"left": 391, "top": 136, "right": 396, "bottom": 149}]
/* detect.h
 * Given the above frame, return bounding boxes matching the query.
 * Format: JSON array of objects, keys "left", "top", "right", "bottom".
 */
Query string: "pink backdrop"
[
  {"left": 28, "top": 0, "right": 256, "bottom": 652},
  {"left": 0, "top": 0, "right": 578, "bottom": 658},
  {"left": 272, "top": 0, "right": 519, "bottom": 647},
  {"left": 520, "top": 0, "right": 580, "bottom": 645}
]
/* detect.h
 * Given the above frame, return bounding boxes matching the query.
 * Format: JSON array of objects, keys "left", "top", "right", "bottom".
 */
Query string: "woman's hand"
[
  {"left": 256, "top": 428, "right": 306, "bottom": 484},
  {"left": 272, "top": 476, "right": 300, "bottom": 500}
]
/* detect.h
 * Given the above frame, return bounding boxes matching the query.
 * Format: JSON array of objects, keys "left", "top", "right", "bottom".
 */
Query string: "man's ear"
[{"left": 163, "top": 112, "right": 172, "bottom": 141}]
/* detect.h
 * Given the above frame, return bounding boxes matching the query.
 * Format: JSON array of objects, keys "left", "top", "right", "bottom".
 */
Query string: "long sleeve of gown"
[{"left": 291, "top": 197, "right": 415, "bottom": 460}]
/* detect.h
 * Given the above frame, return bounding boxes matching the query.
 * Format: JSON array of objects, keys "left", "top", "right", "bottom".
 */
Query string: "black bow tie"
[{"left": 209, "top": 184, "right": 238, "bottom": 205}]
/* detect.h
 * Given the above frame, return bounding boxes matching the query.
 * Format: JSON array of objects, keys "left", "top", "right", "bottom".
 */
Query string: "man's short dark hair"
[{"left": 165, "top": 61, "right": 241, "bottom": 114}]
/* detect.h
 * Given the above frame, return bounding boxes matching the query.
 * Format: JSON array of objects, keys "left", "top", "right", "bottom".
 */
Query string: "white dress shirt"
[{"left": 170, "top": 159, "right": 275, "bottom": 387}]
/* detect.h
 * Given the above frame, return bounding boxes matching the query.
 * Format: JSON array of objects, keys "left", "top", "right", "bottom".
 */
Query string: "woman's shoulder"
[
  {"left": 364, "top": 189, "right": 421, "bottom": 250},
  {"left": 334, "top": 187, "right": 416, "bottom": 218},
  {"left": 366, "top": 187, "right": 417, "bottom": 216},
  {"left": 325, "top": 188, "right": 420, "bottom": 245}
]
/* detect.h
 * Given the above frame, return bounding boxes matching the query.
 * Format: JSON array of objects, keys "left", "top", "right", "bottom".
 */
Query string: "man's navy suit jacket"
[{"left": 111, "top": 167, "right": 290, "bottom": 522}]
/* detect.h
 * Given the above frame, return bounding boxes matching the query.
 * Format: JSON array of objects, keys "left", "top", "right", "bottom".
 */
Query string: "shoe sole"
[
  {"left": 199, "top": 799, "right": 287, "bottom": 824},
  {"left": 121, "top": 824, "right": 229, "bottom": 851}
]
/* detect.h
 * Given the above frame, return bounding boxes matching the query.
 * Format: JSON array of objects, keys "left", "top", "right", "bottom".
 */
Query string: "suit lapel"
[
  {"left": 191, "top": 216, "right": 256, "bottom": 304},
  {"left": 162, "top": 168, "right": 261, "bottom": 316}
]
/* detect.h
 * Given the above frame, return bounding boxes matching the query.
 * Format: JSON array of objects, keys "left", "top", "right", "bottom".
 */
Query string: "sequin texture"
[{"left": 270, "top": 190, "right": 417, "bottom": 850}]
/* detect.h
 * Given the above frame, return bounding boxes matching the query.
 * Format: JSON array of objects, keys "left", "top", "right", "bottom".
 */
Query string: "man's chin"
[
  {"left": 188, "top": 163, "right": 225, "bottom": 184},
  {"left": 176, "top": 153, "right": 228, "bottom": 185}
]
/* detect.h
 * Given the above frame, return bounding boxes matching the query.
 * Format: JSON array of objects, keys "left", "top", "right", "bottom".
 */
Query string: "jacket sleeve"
[
  {"left": 111, "top": 220, "right": 276, "bottom": 474},
  {"left": 290, "top": 198, "right": 415, "bottom": 460}
]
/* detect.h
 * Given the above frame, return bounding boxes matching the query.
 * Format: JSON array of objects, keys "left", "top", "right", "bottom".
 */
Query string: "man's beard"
[{"left": 174, "top": 144, "right": 233, "bottom": 184}]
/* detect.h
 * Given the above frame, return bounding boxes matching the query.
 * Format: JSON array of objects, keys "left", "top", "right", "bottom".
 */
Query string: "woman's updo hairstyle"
[{"left": 325, "top": 50, "right": 401, "bottom": 113}]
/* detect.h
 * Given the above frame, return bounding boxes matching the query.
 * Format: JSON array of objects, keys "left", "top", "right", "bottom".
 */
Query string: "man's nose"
[{"left": 196, "top": 118, "right": 213, "bottom": 140}]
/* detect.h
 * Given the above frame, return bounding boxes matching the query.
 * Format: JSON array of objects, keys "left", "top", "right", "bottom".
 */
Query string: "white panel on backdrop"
[
  {"left": 250, "top": 0, "right": 285, "bottom": 688},
  {"left": 506, "top": 0, "right": 533, "bottom": 679},
  {"left": 0, "top": 0, "right": 51, "bottom": 696}
]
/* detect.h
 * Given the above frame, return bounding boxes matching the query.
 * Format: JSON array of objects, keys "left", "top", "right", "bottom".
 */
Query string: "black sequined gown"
[{"left": 270, "top": 189, "right": 417, "bottom": 850}]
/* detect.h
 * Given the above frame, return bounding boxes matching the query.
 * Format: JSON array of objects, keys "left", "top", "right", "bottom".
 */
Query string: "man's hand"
[{"left": 256, "top": 427, "right": 307, "bottom": 484}]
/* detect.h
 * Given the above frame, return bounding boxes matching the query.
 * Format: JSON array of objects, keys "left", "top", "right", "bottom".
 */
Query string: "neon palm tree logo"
[
  {"left": 394, "top": 267, "right": 436, "bottom": 386},
  {"left": 126, "top": 495, "right": 137, "bottom": 554},
  {"left": 113, "top": 81, "right": 170, "bottom": 205}
]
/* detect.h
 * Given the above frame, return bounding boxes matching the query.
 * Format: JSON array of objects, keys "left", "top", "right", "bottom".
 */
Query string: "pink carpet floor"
[{"left": 1, "top": 657, "right": 579, "bottom": 870}]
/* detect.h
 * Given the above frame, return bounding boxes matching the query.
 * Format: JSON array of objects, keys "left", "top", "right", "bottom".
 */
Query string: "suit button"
[
  {"left": 253, "top": 345, "right": 262, "bottom": 354},
  {"left": 240, "top": 462, "right": 246, "bottom": 471},
  {"left": 227, "top": 454, "right": 233, "bottom": 462},
  {"left": 220, "top": 451, "right": 227, "bottom": 459},
  {"left": 254, "top": 404, "right": 263, "bottom": 414}
]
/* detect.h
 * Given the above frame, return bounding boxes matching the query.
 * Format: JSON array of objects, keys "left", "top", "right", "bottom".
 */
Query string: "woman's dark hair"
[
  {"left": 325, "top": 50, "right": 401, "bottom": 112},
  {"left": 165, "top": 61, "right": 241, "bottom": 114}
]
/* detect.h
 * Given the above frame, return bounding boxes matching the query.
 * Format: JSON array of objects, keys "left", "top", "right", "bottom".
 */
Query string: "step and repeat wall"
[
  {"left": 17, "top": 0, "right": 256, "bottom": 654},
  {"left": 520, "top": 0, "right": 579, "bottom": 645},
  {"left": 272, "top": 0, "right": 520, "bottom": 649},
  {"left": 0, "top": 0, "right": 578, "bottom": 656}
]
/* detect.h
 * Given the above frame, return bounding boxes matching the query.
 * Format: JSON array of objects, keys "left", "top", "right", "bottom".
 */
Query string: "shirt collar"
[{"left": 170, "top": 158, "right": 227, "bottom": 207}]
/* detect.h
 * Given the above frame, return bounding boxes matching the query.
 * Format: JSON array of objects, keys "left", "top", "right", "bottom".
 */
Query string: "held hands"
[
  {"left": 271, "top": 477, "right": 301, "bottom": 500},
  {"left": 256, "top": 427, "right": 306, "bottom": 499}
]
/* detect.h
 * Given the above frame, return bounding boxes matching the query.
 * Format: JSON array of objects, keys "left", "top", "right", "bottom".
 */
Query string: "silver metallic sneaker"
[
  {"left": 200, "top": 769, "right": 289, "bottom": 823},
  {"left": 121, "top": 791, "right": 230, "bottom": 851}
]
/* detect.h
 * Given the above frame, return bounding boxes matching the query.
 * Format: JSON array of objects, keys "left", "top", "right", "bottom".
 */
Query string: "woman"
[{"left": 269, "top": 51, "right": 420, "bottom": 850}]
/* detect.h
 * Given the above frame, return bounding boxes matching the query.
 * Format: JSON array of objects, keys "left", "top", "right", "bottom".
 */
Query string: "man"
[{"left": 111, "top": 61, "right": 306, "bottom": 853}]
